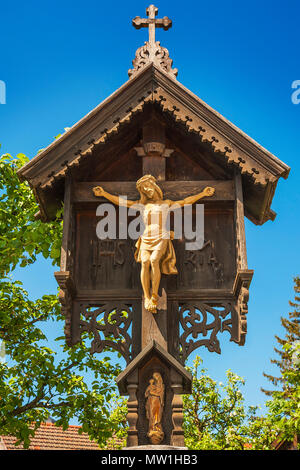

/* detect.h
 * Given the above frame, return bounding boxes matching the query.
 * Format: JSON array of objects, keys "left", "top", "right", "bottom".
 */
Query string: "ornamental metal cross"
[{"left": 132, "top": 4, "right": 172, "bottom": 47}]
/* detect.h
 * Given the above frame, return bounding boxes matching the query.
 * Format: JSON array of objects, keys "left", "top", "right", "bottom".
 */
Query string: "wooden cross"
[{"left": 132, "top": 4, "right": 172, "bottom": 46}]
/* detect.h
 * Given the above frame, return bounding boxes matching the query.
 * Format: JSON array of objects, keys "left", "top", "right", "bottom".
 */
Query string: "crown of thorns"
[{"left": 136, "top": 175, "right": 163, "bottom": 199}]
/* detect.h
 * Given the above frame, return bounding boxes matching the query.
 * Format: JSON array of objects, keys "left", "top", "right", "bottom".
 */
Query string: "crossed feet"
[{"left": 144, "top": 294, "right": 159, "bottom": 314}]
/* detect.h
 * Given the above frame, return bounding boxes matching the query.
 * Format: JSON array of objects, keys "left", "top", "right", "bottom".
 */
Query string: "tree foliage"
[
  {"left": 183, "top": 278, "right": 300, "bottom": 450},
  {"left": 0, "top": 150, "right": 299, "bottom": 450},
  {"left": 264, "top": 342, "right": 300, "bottom": 445},
  {"left": 262, "top": 277, "right": 300, "bottom": 396},
  {"left": 261, "top": 277, "right": 300, "bottom": 445},
  {"left": 183, "top": 357, "right": 280, "bottom": 450},
  {"left": 0, "top": 151, "right": 123, "bottom": 448},
  {"left": 0, "top": 152, "right": 62, "bottom": 275}
]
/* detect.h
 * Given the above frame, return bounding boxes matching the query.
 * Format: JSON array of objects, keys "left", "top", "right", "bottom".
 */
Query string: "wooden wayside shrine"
[{"left": 18, "top": 5, "right": 290, "bottom": 449}]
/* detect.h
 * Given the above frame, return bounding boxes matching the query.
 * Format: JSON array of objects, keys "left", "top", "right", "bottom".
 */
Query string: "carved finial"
[{"left": 129, "top": 5, "right": 178, "bottom": 80}]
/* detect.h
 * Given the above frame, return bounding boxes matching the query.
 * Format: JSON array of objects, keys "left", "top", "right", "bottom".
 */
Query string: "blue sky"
[{"left": 1, "top": 0, "right": 300, "bottom": 417}]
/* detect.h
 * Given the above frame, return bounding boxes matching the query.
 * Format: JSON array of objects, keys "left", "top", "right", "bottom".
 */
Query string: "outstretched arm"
[
  {"left": 168, "top": 186, "right": 215, "bottom": 207},
  {"left": 93, "top": 186, "right": 138, "bottom": 207}
]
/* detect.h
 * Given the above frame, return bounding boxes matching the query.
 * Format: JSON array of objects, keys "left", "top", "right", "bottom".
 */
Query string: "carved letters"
[
  {"left": 183, "top": 240, "right": 224, "bottom": 287},
  {"left": 92, "top": 239, "right": 126, "bottom": 268}
]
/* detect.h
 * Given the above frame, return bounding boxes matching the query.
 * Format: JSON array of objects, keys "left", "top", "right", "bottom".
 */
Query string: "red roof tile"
[{"left": 1, "top": 422, "right": 102, "bottom": 450}]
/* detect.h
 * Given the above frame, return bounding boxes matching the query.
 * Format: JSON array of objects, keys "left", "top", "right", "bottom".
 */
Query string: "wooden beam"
[
  {"left": 142, "top": 156, "right": 166, "bottom": 180},
  {"left": 60, "top": 175, "right": 72, "bottom": 271},
  {"left": 72, "top": 180, "right": 235, "bottom": 203},
  {"left": 234, "top": 172, "right": 248, "bottom": 270},
  {"left": 141, "top": 118, "right": 167, "bottom": 180}
]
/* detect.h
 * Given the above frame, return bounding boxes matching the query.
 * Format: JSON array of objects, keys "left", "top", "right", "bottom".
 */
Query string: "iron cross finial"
[{"left": 132, "top": 5, "right": 172, "bottom": 46}]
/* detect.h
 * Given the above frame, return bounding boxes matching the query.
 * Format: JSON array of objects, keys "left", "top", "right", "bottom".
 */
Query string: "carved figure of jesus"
[{"left": 93, "top": 175, "right": 215, "bottom": 313}]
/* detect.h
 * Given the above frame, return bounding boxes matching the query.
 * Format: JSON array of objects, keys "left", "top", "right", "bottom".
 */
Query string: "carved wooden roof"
[
  {"left": 18, "top": 63, "right": 289, "bottom": 224},
  {"left": 116, "top": 340, "right": 192, "bottom": 395}
]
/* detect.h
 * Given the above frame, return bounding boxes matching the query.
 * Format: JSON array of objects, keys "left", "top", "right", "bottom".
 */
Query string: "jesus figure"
[{"left": 93, "top": 175, "right": 214, "bottom": 313}]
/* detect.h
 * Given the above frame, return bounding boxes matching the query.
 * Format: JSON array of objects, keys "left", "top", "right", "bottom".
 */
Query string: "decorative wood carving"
[
  {"left": 93, "top": 175, "right": 215, "bottom": 314},
  {"left": 79, "top": 302, "right": 134, "bottom": 364},
  {"left": 129, "top": 5, "right": 177, "bottom": 80},
  {"left": 117, "top": 341, "right": 192, "bottom": 446},
  {"left": 179, "top": 301, "right": 243, "bottom": 362},
  {"left": 16, "top": 4, "right": 289, "bottom": 450},
  {"left": 92, "top": 176, "right": 215, "bottom": 314},
  {"left": 129, "top": 42, "right": 178, "bottom": 80},
  {"left": 237, "top": 283, "right": 249, "bottom": 347},
  {"left": 18, "top": 64, "right": 289, "bottom": 225},
  {"left": 145, "top": 372, "right": 165, "bottom": 444},
  {"left": 91, "top": 239, "right": 126, "bottom": 269},
  {"left": 170, "top": 369, "right": 184, "bottom": 447},
  {"left": 126, "top": 369, "right": 139, "bottom": 447}
]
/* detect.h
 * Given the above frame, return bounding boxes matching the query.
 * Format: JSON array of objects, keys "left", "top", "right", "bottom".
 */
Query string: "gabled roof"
[
  {"left": 1, "top": 422, "right": 102, "bottom": 450},
  {"left": 18, "top": 63, "right": 290, "bottom": 224},
  {"left": 117, "top": 340, "right": 192, "bottom": 395}
]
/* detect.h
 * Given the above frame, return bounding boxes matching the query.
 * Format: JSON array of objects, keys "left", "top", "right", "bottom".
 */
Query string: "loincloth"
[{"left": 134, "top": 231, "right": 178, "bottom": 275}]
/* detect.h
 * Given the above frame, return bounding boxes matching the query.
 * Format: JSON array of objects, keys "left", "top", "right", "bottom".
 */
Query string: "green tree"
[
  {"left": 0, "top": 152, "right": 62, "bottom": 275},
  {"left": 183, "top": 357, "right": 279, "bottom": 450},
  {"left": 262, "top": 277, "right": 300, "bottom": 396},
  {"left": 183, "top": 276, "right": 300, "bottom": 451},
  {"left": 264, "top": 342, "right": 300, "bottom": 446},
  {"left": 0, "top": 151, "right": 122, "bottom": 448},
  {"left": 261, "top": 278, "right": 300, "bottom": 446}
]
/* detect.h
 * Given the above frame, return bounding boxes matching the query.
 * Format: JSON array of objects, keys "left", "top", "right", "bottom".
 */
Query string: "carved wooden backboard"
[{"left": 74, "top": 204, "right": 236, "bottom": 295}]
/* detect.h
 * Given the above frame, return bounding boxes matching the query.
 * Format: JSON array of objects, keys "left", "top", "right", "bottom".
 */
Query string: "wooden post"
[
  {"left": 126, "top": 369, "right": 139, "bottom": 447},
  {"left": 170, "top": 369, "right": 185, "bottom": 447},
  {"left": 141, "top": 292, "right": 167, "bottom": 349},
  {"left": 60, "top": 175, "right": 73, "bottom": 272},
  {"left": 234, "top": 171, "right": 248, "bottom": 270}
]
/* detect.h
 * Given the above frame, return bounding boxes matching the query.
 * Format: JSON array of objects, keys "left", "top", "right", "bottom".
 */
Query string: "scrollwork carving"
[
  {"left": 179, "top": 302, "right": 240, "bottom": 362},
  {"left": 79, "top": 302, "right": 134, "bottom": 363},
  {"left": 128, "top": 41, "right": 178, "bottom": 79}
]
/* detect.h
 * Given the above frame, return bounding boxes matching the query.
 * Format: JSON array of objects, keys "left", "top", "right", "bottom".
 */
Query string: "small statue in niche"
[
  {"left": 145, "top": 372, "right": 165, "bottom": 445},
  {"left": 93, "top": 175, "right": 215, "bottom": 313}
]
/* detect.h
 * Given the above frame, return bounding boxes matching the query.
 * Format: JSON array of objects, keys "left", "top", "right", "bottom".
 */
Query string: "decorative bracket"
[
  {"left": 178, "top": 270, "right": 253, "bottom": 362},
  {"left": 79, "top": 302, "right": 134, "bottom": 364},
  {"left": 134, "top": 143, "right": 173, "bottom": 158},
  {"left": 54, "top": 271, "right": 76, "bottom": 346},
  {"left": 233, "top": 270, "right": 253, "bottom": 346},
  {"left": 179, "top": 302, "right": 236, "bottom": 361}
]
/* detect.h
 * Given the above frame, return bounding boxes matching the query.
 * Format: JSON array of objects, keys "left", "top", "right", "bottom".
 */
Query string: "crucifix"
[
  {"left": 133, "top": 4, "right": 172, "bottom": 54},
  {"left": 129, "top": 5, "right": 177, "bottom": 79},
  {"left": 93, "top": 177, "right": 215, "bottom": 314}
]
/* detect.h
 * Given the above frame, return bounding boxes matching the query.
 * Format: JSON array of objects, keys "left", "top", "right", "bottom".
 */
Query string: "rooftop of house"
[{"left": 0, "top": 422, "right": 124, "bottom": 451}]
